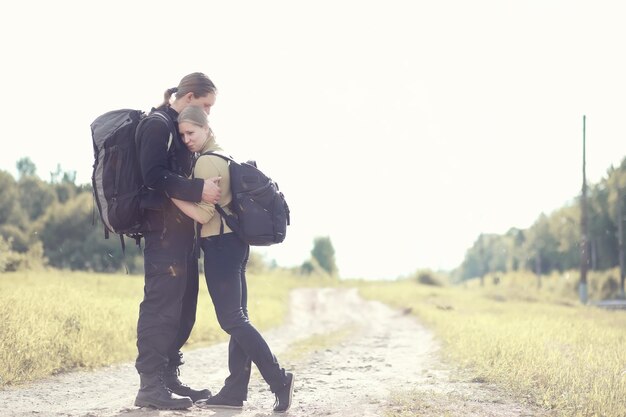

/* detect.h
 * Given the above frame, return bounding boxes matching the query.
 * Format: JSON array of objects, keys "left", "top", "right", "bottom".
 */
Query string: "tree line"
[
  {"left": 0, "top": 158, "right": 134, "bottom": 272},
  {"left": 454, "top": 156, "right": 626, "bottom": 282},
  {"left": 0, "top": 158, "right": 338, "bottom": 277},
  {"left": 2, "top": 152, "right": 623, "bottom": 281},
  {"left": 14, "top": 149, "right": 623, "bottom": 283}
]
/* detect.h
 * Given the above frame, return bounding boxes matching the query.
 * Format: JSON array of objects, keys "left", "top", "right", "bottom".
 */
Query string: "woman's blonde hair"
[
  {"left": 178, "top": 106, "right": 215, "bottom": 142},
  {"left": 178, "top": 105, "right": 209, "bottom": 128}
]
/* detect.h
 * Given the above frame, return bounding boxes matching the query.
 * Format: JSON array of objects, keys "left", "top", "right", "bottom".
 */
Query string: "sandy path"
[{"left": 0, "top": 288, "right": 547, "bottom": 417}]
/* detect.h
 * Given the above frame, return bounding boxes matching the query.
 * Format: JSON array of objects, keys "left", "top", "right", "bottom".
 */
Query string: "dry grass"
[
  {"left": 357, "top": 272, "right": 626, "bottom": 417},
  {"left": 0, "top": 269, "right": 313, "bottom": 386}
]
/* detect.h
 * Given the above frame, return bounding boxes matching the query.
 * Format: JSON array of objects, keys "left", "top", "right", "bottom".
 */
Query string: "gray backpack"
[{"left": 91, "top": 109, "right": 175, "bottom": 246}]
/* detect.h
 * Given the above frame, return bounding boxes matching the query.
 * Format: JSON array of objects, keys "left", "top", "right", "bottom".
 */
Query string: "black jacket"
[{"left": 137, "top": 106, "right": 203, "bottom": 233}]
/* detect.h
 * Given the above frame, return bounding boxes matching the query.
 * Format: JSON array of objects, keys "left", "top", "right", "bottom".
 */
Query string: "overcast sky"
[{"left": 1, "top": 1, "right": 625, "bottom": 279}]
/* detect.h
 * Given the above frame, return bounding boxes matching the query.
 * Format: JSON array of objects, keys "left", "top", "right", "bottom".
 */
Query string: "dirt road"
[{"left": 0, "top": 288, "right": 548, "bottom": 417}]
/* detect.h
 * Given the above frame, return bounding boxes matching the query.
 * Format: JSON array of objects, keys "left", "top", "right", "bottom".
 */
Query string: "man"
[{"left": 134, "top": 72, "right": 220, "bottom": 410}]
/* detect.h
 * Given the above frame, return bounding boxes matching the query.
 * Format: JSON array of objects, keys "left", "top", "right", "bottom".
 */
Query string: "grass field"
[
  {"left": 5, "top": 267, "right": 626, "bottom": 416},
  {"left": 0, "top": 269, "right": 311, "bottom": 386},
  {"left": 357, "top": 270, "right": 626, "bottom": 417}
]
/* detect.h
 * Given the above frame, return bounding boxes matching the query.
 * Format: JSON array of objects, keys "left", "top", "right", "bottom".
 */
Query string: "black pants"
[
  {"left": 135, "top": 228, "right": 199, "bottom": 374},
  {"left": 201, "top": 233, "right": 287, "bottom": 400}
]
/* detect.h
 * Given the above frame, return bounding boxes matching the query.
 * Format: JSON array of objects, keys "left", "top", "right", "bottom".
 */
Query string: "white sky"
[{"left": 1, "top": 1, "right": 625, "bottom": 280}]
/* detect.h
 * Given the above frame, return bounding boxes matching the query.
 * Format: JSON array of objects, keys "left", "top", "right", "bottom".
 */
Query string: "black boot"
[
  {"left": 134, "top": 371, "right": 193, "bottom": 410},
  {"left": 163, "top": 365, "right": 211, "bottom": 402},
  {"left": 273, "top": 372, "right": 295, "bottom": 413}
]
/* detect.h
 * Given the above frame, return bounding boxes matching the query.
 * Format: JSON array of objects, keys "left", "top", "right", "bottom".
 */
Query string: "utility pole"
[
  {"left": 579, "top": 115, "right": 589, "bottom": 304},
  {"left": 618, "top": 187, "right": 625, "bottom": 298}
]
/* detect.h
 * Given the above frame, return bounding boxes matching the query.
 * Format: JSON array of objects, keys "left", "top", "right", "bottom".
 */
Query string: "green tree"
[
  {"left": 54, "top": 182, "right": 77, "bottom": 203},
  {"left": 49, "top": 166, "right": 80, "bottom": 203},
  {"left": 311, "top": 236, "right": 338, "bottom": 276},
  {"left": 456, "top": 156, "right": 626, "bottom": 278},
  {"left": 606, "top": 164, "right": 626, "bottom": 286},
  {"left": 587, "top": 181, "right": 618, "bottom": 270},
  {"left": 17, "top": 176, "right": 57, "bottom": 221},
  {"left": 300, "top": 257, "right": 328, "bottom": 276},
  {"left": 456, "top": 233, "right": 506, "bottom": 281},
  {"left": 300, "top": 260, "right": 315, "bottom": 275},
  {"left": 546, "top": 205, "right": 580, "bottom": 271},
  {"left": 0, "top": 171, "right": 19, "bottom": 224},
  {"left": 0, "top": 235, "right": 46, "bottom": 272},
  {"left": 523, "top": 213, "right": 560, "bottom": 274},
  {"left": 0, "top": 224, "right": 30, "bottom": 253},
  {"left": 503, "top": 227, "right": 525, "bottom": 272},
  {"left": 16, "top": 157, "right": 36, "bottom": 178},
  {"left": 36, "top": 192, "right": 140, "bottom": 271},
  {"left": 455, "top": 243, "right": 483, "bottom": 281}
]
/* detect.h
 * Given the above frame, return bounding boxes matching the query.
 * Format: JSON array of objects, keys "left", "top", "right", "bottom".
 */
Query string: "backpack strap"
[
  {"left": 134, "top": 109, "right": 181, "bottom": 238},
  {"left": 198, "top": 151, "right": 237, "bottom": 164},
  {"left": 135, "top": 110, "right": 179, "bottom": 153},
  {"left": 194, "top": 151, "right": 243, "bottom": 237},
  {"left": 214, "top": 203, "right": 242, "bottom": 240},
  {"left": 149, "top": 110, "right": 179, "bottom": 152}
]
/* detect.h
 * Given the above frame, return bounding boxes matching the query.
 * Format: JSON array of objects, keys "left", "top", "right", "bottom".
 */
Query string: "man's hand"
[{"left": 201, "top": 177, "right": 221, "bottom": 204}]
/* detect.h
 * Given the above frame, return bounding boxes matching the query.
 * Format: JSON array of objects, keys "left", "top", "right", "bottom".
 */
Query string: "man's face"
[{"left": 189, "top": 92, "right": 217, "bottom": 115}]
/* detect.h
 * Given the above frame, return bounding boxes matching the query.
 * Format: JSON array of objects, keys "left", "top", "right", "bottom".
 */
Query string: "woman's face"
[{"left": 179, "top": 122, "right": 209, "bottom": 153}]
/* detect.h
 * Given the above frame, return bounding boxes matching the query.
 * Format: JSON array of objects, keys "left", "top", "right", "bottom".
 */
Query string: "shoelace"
[
  {"left": 172, "top": 367, "right": 191, "bottom": 388},
  {"left": 163, "top": 366, "right": 191, "bottom": 389},
  {"left": 157, "top": 372, "right": 175, "bottom": 394}
]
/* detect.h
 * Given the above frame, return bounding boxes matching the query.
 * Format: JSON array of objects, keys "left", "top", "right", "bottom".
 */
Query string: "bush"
[
  {"left": 299, "top": 257, "right": 331, "bottom": 277},
  {"left": 0, "top": 237, "right": 46, "bottom": 272},
  {"left": 0, "top": 224, "right": 30, "bottom": 253},
  {"left": 36, "top": 193, "right": 142, "bottom": 272},
  {"left": 414, "top": 269, "right": 445, "bottom": 286},
  {"left": 600, "top": 275, "right": 621, "bottom": 300},
  {"left": 0, "top": 236, "right": 12, "bottom": 272}
]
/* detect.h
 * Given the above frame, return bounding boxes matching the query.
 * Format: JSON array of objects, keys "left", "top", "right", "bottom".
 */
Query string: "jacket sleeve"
[
  {"left": 190, "top": 155, "right": 221, "bottom": 223},
  {"left": 137, "top": 117, "right": 204, "bottom": 202}
]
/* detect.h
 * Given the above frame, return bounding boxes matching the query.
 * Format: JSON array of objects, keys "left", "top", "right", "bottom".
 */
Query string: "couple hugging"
[{"left": 128, "top": 72, "right": 294, "bottom": 413}]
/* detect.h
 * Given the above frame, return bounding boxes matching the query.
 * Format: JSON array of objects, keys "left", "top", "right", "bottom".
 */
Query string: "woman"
[{"left": 172, "top": 106, "right": 295, "bottom": 413}]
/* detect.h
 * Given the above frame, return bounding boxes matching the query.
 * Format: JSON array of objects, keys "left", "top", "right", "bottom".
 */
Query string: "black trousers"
[
  {"left": 135, "top": 228, "right": 199, "bottom": 374},
  {"left": 201, "top": 233, "right": 287, "bottom": 400}
]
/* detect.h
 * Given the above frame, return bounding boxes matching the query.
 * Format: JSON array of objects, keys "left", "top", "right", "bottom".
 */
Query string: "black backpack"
[
  {"left": 91, "top": 109, "right": 176, "bottom": 246},
  {"left": 198, "top": 152, "right": 290, "bottom": 246}
]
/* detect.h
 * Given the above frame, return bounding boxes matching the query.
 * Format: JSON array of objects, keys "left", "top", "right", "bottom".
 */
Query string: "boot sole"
[
  {"left": 174, "top": 391, "right": 211, "bottom": 403},
  {"left": 134, "top": 398, "right": 193, "bottom": 410},
  {"left": 196, "top": 403, "right": 244, "bottom": 409}
]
